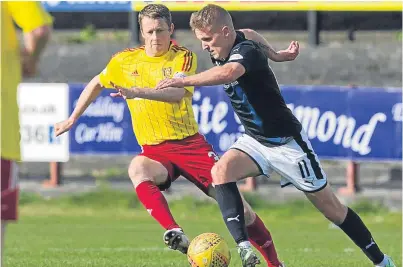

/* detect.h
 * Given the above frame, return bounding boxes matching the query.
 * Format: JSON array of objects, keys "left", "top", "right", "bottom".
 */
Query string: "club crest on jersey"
[{"left": 162, "top": 67, "right": 173, "bottom": 78}]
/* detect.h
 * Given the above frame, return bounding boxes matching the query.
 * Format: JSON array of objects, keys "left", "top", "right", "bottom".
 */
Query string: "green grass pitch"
[{"left": 4, "top": 189, "right": 402, "bottom": 267}]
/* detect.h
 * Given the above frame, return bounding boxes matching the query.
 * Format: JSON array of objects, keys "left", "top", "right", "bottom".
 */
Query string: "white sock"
[
  {"left": 238, "top": 241, "right": 252, "bottom": 248},
  {"left": 375, "top": 255, "right": 388, "bottom": 267}
]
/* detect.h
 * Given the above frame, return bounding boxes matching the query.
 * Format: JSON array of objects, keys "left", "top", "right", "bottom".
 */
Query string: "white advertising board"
[{"left": 18, "top": 83, "right": 70, "bottom": 162}]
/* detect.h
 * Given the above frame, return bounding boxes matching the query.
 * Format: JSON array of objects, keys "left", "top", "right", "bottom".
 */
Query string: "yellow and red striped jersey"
[{"left": 99, "top": 44, "right": 199, "bottom": 146}]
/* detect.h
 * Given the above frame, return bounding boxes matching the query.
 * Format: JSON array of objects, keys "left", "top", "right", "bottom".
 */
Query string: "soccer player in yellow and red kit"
[
  {"left": 1, "top": 1, "right": 52, "bottom": 263},
  {"left": 55, "top": 4, "right": 298, "bottom": 266}
]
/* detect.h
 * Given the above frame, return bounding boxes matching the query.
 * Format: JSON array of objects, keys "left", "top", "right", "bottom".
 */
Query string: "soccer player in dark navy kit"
[{"left": 157, "top": 4, "right": 395, "bottom": 267}]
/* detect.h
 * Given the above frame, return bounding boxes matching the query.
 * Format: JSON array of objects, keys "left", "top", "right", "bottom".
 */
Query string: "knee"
[
  {"left": 128, "top": 157, "right": 153, "bottom": 187},
  {"left": 211, "top": 163, "right": 230, "bottom": 185},
  {"left": 128, "top": 156, "right": 169, "bottom": 188},
  {"left": 128, "top": 157, "right": 144, "bottom": 179}
]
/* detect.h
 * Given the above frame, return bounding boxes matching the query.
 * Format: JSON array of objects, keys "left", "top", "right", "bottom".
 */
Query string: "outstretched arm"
[
  {"left": 111, "top": 50, "right": 198, "bottom": 102},
  {"left": 54, "top": 75, "right": 103, "bottom": 137},
  {"left": 182, "top": 63, "right": 244, "bottom": 86},
  {"left": 110, "top": 83, "right": 186, "bottom": 103},
  {"left": 239, "top": 29, "right": 299, "bottom": 62},
  {"left": 70, "top": 75, "right": 104, "bottom": 121},
  {"left": 156, "top": 63, "right": 245, "bottom": 89}
]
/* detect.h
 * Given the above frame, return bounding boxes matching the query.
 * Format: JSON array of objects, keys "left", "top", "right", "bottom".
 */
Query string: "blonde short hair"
[
  {"left": 190, "top": 4, "right": 234, "bottom": 31},
  {"left": 138, "top": 4, "right": 172, "bottom": 28}
]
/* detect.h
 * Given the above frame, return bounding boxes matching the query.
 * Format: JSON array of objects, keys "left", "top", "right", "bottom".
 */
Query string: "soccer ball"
[{"left": 187, "top": 233, "right": 231, "bottom": 267}]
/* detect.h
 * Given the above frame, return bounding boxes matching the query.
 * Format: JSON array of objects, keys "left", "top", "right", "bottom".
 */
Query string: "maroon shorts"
[
  {"left": 1, "top": 158, "right": 18, "bottom": 221},
  {"left": 140, "top": 133, "right": 219, "bottom": 194}
]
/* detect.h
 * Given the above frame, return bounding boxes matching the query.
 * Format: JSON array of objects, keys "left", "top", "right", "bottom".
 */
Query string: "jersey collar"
[
  {"left": 142, "top": 42, "right": 173, "bottom": 62},
  {"left": 213, "top": 31, "right": 246, "bottom": 64}
]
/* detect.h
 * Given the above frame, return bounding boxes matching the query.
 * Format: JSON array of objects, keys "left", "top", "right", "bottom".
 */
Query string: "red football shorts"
[
  {"left": 140, "top": 133, "right": 219, "bottom": 194},
  {"left": 1, "top": 158, "right": 19, "bottom": 221}
]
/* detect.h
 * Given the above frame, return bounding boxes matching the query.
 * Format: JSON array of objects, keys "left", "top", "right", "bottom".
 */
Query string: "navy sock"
[
  {"left": 214, "top": 182, "right": 248, "bottom": 244},
  {"left": 338, "top": 208, "right": 384, "bottom": 264}
]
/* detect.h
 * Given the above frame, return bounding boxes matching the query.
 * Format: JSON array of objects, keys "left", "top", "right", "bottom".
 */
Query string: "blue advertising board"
[
  {"left": 69, "top": 84, "right": 402, "bottom": 161},
  {"left": 281, "top": 85, "right": 402, "bottom": 161},
  {"left": 41, "top": 1, "right": 132, "bottom": 12},
  {"left": 69, "top": 84, "right": 140, "bottom": 154}
]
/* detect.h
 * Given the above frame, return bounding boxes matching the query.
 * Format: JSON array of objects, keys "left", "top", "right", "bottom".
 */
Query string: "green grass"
[{"left": 4, "top": 189, "right": 402, "bottom": 267}]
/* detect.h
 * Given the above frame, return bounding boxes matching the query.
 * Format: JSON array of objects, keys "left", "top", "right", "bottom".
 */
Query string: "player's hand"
[
  {"left": 110, "top": 83, "right": 137, "bottom": 99},
  {"left": 54, "top": 118, "right": 75, "bottom": 137},
  {"left": 156, "top": 78, "right": 184, "bottom": 89},
  {"left": 278, "top": 41, "right": 299, "bottom": 61}
]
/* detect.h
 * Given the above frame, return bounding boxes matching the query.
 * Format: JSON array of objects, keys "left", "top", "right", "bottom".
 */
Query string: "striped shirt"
[{"left": 99, "top": 44, "right": 199, "bottom": 146}]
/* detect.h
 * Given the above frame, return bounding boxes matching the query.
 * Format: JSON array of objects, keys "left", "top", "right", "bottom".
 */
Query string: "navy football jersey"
[{"left": 212, "top": 32, "right": 302, "bottom": 146}]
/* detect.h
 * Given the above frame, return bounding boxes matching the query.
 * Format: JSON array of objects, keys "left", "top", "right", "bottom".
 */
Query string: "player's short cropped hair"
[
  {"left": 190, "top": 4, "right": 234, "bottom": 31},
  {"left": 138, "top": 4, "right": 172, "bottom": 28}
]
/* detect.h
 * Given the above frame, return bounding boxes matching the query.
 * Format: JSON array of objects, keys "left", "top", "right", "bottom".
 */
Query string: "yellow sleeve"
[
  {"left": 7, "top": 2, "right": 53, "bottom": 33},
  {"left": 173, "top": 51, "right": 198, "bottom": 94},
  {"left": 99, "top": 56, "right": 120, "bottom": 89}
]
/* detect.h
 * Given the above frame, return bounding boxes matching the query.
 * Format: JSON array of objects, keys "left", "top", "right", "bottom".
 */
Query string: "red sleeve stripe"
[
  {"left": 181, "top": 51, "right": 190, "bottom": 71},
  {"left": 173, "top": 46, "right": 193, "bottom": 72},
  {"left": 185, "top": 52, "right": 193, "bottom": 72}
]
